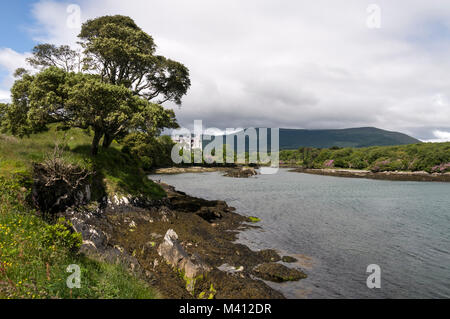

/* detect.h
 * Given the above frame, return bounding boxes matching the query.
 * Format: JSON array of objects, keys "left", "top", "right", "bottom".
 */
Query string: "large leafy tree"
[
  {"left": 2, "top": 15, "right": 188, "bottom": 155},
  {"left": 2, "top": 67, "right": 178, "bottom": 155},
  {"left": 78, "top": 15, "right": 190, "bottom": 105}
]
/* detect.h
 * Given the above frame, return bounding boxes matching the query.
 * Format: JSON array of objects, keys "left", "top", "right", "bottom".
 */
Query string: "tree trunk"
[
  {"left": 102, "top": 133, "right": 114, "bottom": 149},
  {"left": 91, "top": 130, "right": 102, "bottom": 156}
]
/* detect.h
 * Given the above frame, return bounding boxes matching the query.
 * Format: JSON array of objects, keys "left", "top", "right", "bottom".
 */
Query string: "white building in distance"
[{"left": 171, "top": 134, "right": 202, "bottom": 150}]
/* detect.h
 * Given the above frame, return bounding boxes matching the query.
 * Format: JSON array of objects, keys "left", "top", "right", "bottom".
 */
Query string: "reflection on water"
[{"left": 149, "top": 169, "right": 450, "bottom": 298}]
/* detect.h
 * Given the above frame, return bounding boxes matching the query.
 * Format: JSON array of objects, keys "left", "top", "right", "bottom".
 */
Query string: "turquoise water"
[{"left": 149, "top": 169, "right": 450, "bottom": 298}]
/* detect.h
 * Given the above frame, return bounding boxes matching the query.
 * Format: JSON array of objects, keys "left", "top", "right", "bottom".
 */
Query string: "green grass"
[
  {"left": 0, "top": 127, "right": 164, "bottom": 299},
  {"left": 0, "top": 177, "right": 158, "bottom": 299},
  {"left": 0, "top": 125, "right": 165, "bottom": 199}
]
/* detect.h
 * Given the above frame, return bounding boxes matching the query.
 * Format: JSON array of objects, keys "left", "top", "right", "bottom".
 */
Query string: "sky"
[{"left": 0, "top": 0, "right": 450, "bottom": 141}]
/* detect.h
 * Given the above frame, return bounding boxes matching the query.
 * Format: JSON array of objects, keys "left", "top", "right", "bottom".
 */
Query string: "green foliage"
[
  {"left": 0, "top": 103, "right": 8, "bottom": 129},
  {"left": 3, "top": 15, "right": 188, "bottom": 156},
  {"left": 77, "top": 144, "right": 166, "bottom": 198},
  {"left": 0, "top": 176, "right": 158, "bottom": 299},
  {"left": 2, "top": 67, "right": 178, "bottom": 155},
  {"left": 121, "top": 133, "right": 175, "bottom": 170},
  {"left": 79, "top": 15, "right": 191, "bottom": 105},
  {"left": 27, "top": 44, "right": 81, "bottom": 72},
  {"left": 0, "top": 125, "right": 166, "bottom": 200},
  {"left": 280, "top": 142, "right": 450, "bottom": 173},
  {"left": 0, "top": 176, "right": 32, "bottom": 215},
  {"left": 1, "top": 71, "right": 38, "bottom": 136},
  {"left": 42, "top": 218, "right": 82, "bottom": 252}
]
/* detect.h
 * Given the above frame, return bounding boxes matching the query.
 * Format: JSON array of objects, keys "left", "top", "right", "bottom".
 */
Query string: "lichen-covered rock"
[
  {"left": 257, "top": 249, "right": 281, "bottom": 262},
  {"left": 252, "top": 263, "right": 307, "bottom": 282},
  {"left": 157, "top": 229, "right": 211, "bottom": 291},
  {"left": 281, "top": 256, "right": 298, "bottom": 263},
  {"left": 224, "top": 167, "right": 258, "bottom": 178}
]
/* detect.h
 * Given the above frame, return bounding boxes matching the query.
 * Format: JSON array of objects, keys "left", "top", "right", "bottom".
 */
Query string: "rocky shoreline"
[
  {"left": 155, "top": 165, "right": 450, "bottom": 182},
  {"left": 153, "top": 166, "right": 229, "bottom": 174},
  {"left": 60, "top": 181, "right": 306, "bottom": 299},
  {"left": 289, "top": 167, "right": 450, "bottom": 182},
  {"left": 153, "top": 166, "right": 259, "bottom": 178}
]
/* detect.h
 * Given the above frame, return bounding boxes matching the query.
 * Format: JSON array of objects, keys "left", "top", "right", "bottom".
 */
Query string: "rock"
[
  {"left": 153, "top": 166, "right": 227, "bottom": 174},
  {"left": 224, "top": 167, "right": 258, "bottom": 178},
  {"left": 70, "top": 217, "right": 107, "bottom": 251},
  {"left": 157, "top": 229, "right": 211, "bottom": 291},
  {"left": 252, "top": 263, "right": 307, "bottom": 282},
  {"left": 257, "top": 249, "right": 281, "bottom": 262},
  {"left": 282, "top": 256, "right": 298, "bottom": 263},
  {"left": 218, "top": 264, "right": 244, "bottom": 274},
  {"left": 159, "top": 207, "right": 174, "bottom": 223},
  {"left": 150, "top": 232, "right": 162, "bottom": 239},
  {"left": 196, "top": 207, "right": 222, "bottom": 222}
]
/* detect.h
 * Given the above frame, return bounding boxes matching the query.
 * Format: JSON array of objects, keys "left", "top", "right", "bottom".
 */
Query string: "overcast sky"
[{"left": 1, "top": 0, "right": 450, "bottom": 141}]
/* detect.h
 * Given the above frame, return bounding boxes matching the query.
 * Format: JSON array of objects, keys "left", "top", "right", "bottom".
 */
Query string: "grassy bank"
[
  {"left": 0, "top": 126, "right": 164, "bottom": 299},
  {"left": 0, "top": 125, "right": 165, "bottom": 199},
  {"left": 280, "top": 142, "right": 450, "bottom": 173},
  {"left": 0, "top": 177, "right": 158, "bottom": 299}
]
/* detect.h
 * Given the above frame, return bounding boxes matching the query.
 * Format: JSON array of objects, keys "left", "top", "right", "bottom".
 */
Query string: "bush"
[
  {"left": 280, "top": 142, "right": 450, "bottom": 173},
  {"left": 42, "top": 218, "right": 82, "bottom": 252},
  {"left": 122, "top": 133, "right": 175, "bottom": 170}
]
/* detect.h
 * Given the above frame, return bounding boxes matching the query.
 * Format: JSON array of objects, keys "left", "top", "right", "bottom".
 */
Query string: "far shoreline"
[
  {"left": 151, "top": 165, "right": 450, "bottom": 182},
  {"left": 287, "top": 167, "right": 450, "bottom": 182}
]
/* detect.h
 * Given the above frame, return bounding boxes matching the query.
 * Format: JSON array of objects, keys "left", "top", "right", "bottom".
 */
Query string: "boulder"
[
  {"left": 224, "top": 167, "right": 258, "bottom": 178},
  {"left": 252, "top": 263, "right": 307, "bottom": 282},
  {"left": 196, "top": 207, "right": 222, "bottom": 222},
  {"left": 257, "top": 249, "right": 281, "bottom": 262},
  {"left": 281, "top": 256, "right": 298, "bottom": 263},
  {"left": 67, "top": 214, "right": 107, "bottom": 251},
  {"left": 157, "top": 229, "right": 211, "bottom": 289}
]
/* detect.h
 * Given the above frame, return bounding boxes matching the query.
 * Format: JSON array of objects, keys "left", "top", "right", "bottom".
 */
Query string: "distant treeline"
[{"left": 279, "top": 143, "right": 450, "bottom": 173}]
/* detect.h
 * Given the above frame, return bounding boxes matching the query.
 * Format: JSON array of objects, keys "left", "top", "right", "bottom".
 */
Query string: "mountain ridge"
[{"left": 203, "top": 127, "right": 421, "bottom": 150}]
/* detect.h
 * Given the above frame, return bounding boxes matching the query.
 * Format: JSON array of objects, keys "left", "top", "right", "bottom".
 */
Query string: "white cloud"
[
  {"left": 0, "top": 48, "right": 32, "bottom": 101},
  {"left": 29, "top": 1, "right": 82, "bottom": 46},
  {"left": 0, "top": 89, "right": 10, "bottom": 103},
  {"left": 423, "top": 130, "right": 450, "bottom": 143},
  {"left": 0, "top": 48, "right": 31, "bottom": 74}
]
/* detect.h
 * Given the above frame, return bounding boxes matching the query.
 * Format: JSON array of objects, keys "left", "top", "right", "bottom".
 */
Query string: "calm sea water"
[{"left": 149, "top": 169, "right": 450, "bottom": 298}]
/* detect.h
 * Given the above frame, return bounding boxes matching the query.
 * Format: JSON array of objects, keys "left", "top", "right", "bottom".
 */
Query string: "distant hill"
[
  {"left": 278, "top": 127, "right": 421, "bottom": 149},
  {"left": 203, "top": 127, "right": 420, "bottom": 151}
]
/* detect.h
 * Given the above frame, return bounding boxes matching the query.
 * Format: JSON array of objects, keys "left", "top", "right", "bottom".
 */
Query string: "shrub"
[
  {"left": 431, "top": 162, "right": 450, "bottom": 173},
  {"left": 122, "top": 133, "right": 175, "bottom": 170},
  {"left": 280, "top": 142, "right": 450, "bottom": 173},
  {"left": 42, "top": 218, "right": 82, "bottom": 252},
  {"left": 323, "top": 159, "right": 334, "bottom": 168}
]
